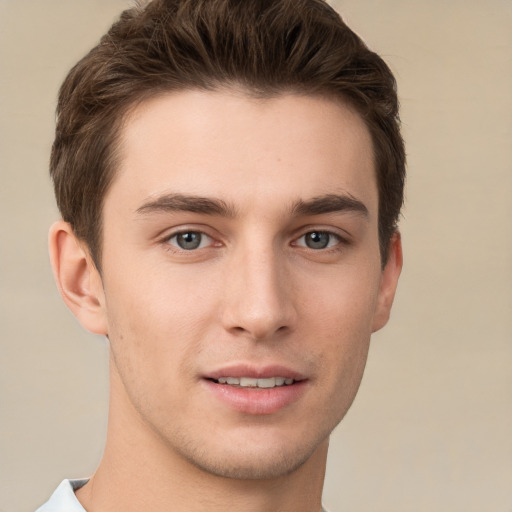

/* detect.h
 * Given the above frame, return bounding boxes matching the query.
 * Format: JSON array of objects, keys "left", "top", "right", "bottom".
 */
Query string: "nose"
[{"left": 221, "top": 242, "right": 298, "bottom": 341}]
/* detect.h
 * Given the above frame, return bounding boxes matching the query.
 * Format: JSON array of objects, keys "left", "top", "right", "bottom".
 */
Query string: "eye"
[
  {"left": 167, "top": 231, "right": 212, "bottom": 250},
  {"left": 295, "top": 231, "right": 341, "bottom": 250}
]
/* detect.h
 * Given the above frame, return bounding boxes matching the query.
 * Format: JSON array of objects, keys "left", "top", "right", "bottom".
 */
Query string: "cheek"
[
  {"left": 106, "top": 255, "right": 210, "bottom": 325},
  {"left": 304, "top": 267, "right": 379, "bottom": 400},
  {"left": 306, "top": 264, "right": 381, "bottom": 339},
  {"left": 102, "top": 265, "right": 201, "bottom": 376},
  {"left": 102, "top": 256, "right": 228, "bottom": 380},
  {"left": 102, "top": 275, "right": 211, "bottom": 424}
]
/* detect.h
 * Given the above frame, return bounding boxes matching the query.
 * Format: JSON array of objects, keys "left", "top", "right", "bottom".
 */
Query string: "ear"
[
  {"left": 49, "top": 221, "right": 108, "bottom": 335},
  {"left": 372, "top": 231, "right": 403, "bottom": 333}
]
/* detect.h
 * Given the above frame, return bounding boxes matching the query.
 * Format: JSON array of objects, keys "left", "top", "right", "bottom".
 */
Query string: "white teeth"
[
  {"left": 240, "top": 377, "right": 258, "bottom": 387},
  {"left": 256, "top": 377, "right": 275, "bottom": 388},
  {"left": 215, "top": 376, "right": 294, "bottom": 388}
]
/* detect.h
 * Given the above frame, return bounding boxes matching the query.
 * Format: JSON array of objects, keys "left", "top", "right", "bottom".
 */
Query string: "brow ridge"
[
  {"left": 291, "top": 193, "right": 369, "bottom": 217},
  {"left": 136, "top": 193, "right": 237, "bottom": 217}
]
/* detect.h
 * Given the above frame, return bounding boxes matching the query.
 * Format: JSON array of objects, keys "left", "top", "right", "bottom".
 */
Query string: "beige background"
[{"left": 1, "top": 1, "right": 511, "bottom": 511}]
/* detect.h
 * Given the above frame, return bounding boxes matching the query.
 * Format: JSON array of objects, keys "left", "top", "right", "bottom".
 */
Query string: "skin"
[{"left": 50, "top": 90, "right": 402, "bottom": 512}]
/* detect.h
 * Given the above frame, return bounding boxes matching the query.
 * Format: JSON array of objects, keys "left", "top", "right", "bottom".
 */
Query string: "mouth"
[
  {"left": 208, "top": 376, "right": 296, "bottom": 388},
  {"left": 202, "top": 365, "right": 308, "bottom": 415}
]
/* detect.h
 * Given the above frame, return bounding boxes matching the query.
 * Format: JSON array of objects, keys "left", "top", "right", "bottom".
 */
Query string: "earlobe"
[
  {"left": 372, "top": 231, "right": 403, "bottom": 333},
  {"left": 49, "top": 221, "right": 108, "bottom": 335}
]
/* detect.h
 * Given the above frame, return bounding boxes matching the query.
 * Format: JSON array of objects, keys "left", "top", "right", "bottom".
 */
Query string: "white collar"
[{"left": 35, "top": 479, "right": 88, "bottom": 512}]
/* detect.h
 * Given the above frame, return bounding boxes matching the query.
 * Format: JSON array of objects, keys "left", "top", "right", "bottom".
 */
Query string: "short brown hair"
[{"left": 51, "top": 0, "right": 405, "bottom": 269}]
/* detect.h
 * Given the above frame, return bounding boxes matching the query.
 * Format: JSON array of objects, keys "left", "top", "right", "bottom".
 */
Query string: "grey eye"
[
  {"left": 170, "top": 231, "right": 208, "bottom": 250},
  {"left": 296, "top": 231, "right": 340, "bottom": 250},
  {"left": 305, "top": 232, "right": 330, "bottom": 249}
]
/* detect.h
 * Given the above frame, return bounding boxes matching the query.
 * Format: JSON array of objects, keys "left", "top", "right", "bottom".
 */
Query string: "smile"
[
  {"left": 203, "top": 372, "right": 307, "bottom": 414},
  {"left": 214, "top": 377, "right": 295, "bottom": 388}
]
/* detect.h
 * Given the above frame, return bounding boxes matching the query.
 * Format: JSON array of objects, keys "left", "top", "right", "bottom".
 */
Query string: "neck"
[{"left": 76, "top": 362, "right": 328, "bottom": 512}]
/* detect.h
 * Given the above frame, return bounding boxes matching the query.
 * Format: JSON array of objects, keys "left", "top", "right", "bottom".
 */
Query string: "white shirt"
[{"left": 35, "top": 479, "right": 88, "bottom": 512}]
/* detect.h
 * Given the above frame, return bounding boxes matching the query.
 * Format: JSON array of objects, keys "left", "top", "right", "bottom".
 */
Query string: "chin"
[
  {"left": 171, "top": 424, "right": 332, "bottom": 481},
  {"left": 185, "top": 445, "right": 315, "bottom": 480}
]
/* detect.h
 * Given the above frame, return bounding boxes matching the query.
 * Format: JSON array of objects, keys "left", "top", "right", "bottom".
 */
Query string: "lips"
[
  {"left": 205, "top": 364, "right": 306, "bottom": 382},
  {"left": 202, "top": 364, "right": 308, "bottom": 415}
]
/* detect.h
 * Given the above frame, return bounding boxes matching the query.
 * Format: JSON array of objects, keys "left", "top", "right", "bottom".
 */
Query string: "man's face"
[{"left": 95, "top": 90, "right": 398, "bottom": 479}]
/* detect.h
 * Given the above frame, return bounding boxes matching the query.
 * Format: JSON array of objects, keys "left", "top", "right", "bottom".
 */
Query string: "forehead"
[{"left": 109, "top": 89, "right": 377, "bottom": 217}]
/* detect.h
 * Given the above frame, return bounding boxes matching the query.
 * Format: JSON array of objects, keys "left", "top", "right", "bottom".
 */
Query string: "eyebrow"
[
  {"left": 136, "top": 192, "right": 368, "bottom": 219},
  {"left": 136, "top": 193, "right": 237, "bottom": 217},
  {"left": 291, "top": 194, "right": 369, "bottom": 218}
]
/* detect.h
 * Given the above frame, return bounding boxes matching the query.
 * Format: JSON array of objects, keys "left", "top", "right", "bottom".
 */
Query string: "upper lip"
[{"left": 204, "top": 364, "right": 307, "bottom": 381}]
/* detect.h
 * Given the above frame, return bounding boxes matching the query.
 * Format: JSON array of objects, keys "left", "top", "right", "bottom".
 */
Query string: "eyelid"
[{"left": 158, "top": 223, "right": 215, "bottom": 240}]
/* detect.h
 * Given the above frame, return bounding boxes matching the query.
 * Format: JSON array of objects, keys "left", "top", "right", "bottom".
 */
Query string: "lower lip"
[{"left": 202, "top": 379, "right": 308, "bottom": 415}]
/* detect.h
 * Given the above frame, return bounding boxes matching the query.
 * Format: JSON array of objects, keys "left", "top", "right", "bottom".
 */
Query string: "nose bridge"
[{"left": 222, "top": 234, "right": 296, "bottom": 339}]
